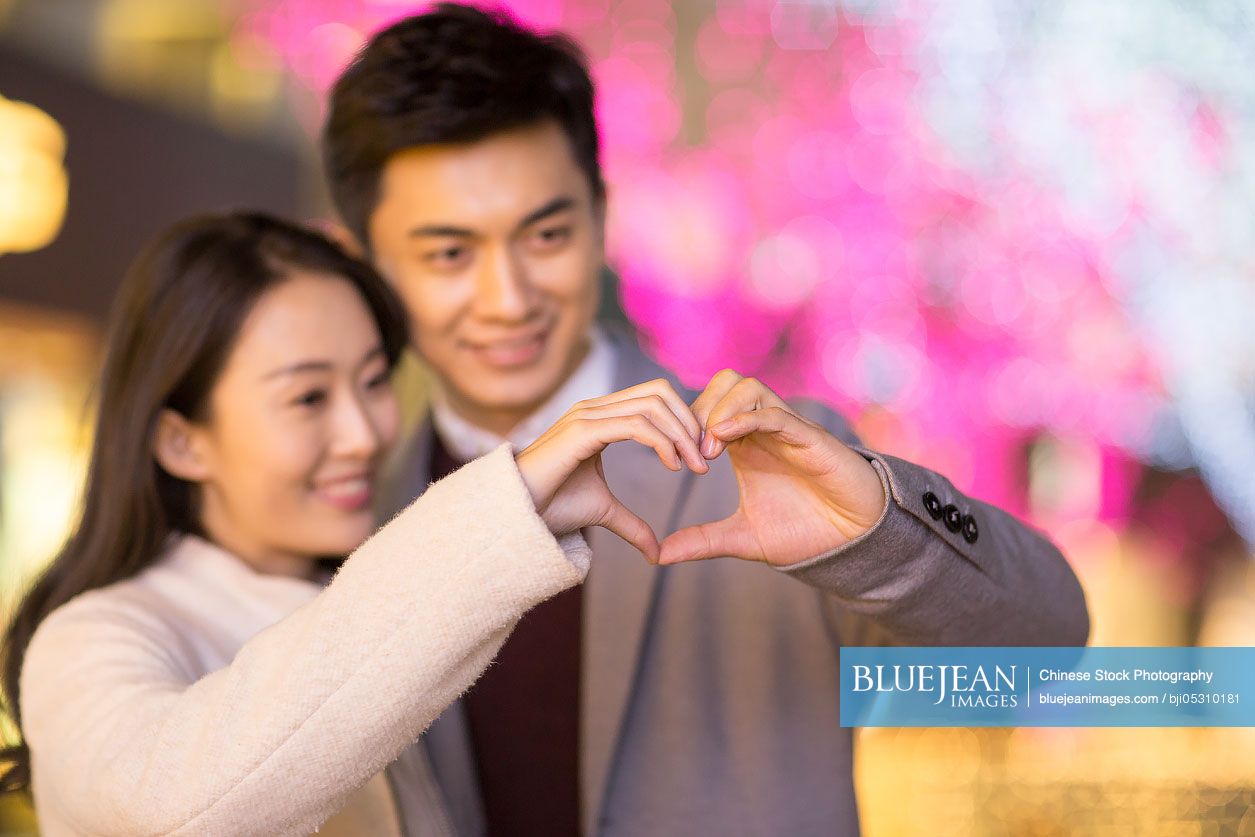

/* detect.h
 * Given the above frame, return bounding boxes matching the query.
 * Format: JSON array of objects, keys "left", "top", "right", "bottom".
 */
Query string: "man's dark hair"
[{"left": 322, "top": 2, "right": 604, "bottom": 246}]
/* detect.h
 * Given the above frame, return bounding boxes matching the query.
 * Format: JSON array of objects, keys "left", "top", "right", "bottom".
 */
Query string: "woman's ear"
[
  {"left": 153, "top": 409, "right": 212, "bottom": 482},
  {"left": 322, "top": 220, "right": 365, "bottom": 258}
]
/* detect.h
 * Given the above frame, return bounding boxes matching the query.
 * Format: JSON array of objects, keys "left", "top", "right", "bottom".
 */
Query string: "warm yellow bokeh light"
[
  {"left": 208, "top": 34, "right": 283, "bottom": 133},
  {"left": 96, "top": 0, "right": 224, "bottom": 107},
  {"left": 0, "top": 94, "right": 68, "bottom": 255}
]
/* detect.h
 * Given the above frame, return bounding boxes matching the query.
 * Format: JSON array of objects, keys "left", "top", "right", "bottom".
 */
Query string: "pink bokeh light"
[{"left": 239, "top": 0, "right": 1204, "bottom": 531}]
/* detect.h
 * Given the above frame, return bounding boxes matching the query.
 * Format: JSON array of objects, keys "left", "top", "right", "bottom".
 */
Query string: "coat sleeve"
[
  {"left": 775, "top": 401, "right": 1090, "bottom": 648},
  {"left": 20, "top": 444, "right": 591, "bottom": 837}
]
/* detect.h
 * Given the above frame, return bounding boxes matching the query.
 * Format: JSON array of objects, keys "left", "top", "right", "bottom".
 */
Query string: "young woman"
[{"left": 0, "top": 212, "right": 706, "bottom": 836}]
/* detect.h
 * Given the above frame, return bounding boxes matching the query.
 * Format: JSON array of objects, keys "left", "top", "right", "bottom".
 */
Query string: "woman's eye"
[
  {"left": 365, "top": 371, "right": 390, "bottom": 390},
  {"left": 294, "top": 390, "right": 327, "bottom": 408}
]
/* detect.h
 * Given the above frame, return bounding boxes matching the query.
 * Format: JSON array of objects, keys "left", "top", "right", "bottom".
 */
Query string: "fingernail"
[{"left": 700, "top": 434, "right": 716, "bottom": 457}]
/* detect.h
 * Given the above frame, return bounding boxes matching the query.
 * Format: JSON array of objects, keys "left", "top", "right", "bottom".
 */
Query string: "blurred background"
[{"left": 1, "top": 0, "right": 1253, "bottom": 834}]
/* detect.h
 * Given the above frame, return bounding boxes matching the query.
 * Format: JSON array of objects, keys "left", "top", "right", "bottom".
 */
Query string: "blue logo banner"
[{"left": 839, "top": 647, "right": 1255, "bottom": 727}]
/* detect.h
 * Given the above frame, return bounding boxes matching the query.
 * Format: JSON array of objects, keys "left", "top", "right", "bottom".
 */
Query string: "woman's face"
[{"left": 186, "top": 271, "right": 400, "bottom": 577}]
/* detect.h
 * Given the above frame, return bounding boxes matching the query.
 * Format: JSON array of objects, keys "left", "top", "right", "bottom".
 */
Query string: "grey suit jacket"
[{"left": 380, "top": 324, "right": 1090, "bottom": 837}]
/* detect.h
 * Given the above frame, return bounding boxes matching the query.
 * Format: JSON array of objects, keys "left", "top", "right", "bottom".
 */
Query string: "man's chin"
[{"left": 454, "top": 375, "right": 564, "bottom": 421}]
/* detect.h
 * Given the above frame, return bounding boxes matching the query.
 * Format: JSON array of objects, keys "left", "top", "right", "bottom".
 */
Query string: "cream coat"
[{"left": 20, "top": 445, "right": 590, "bottom": 836}]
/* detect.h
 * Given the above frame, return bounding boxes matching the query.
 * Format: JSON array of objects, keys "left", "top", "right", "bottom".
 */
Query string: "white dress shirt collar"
[{"left": 430, "top": 326, "right": 615, "bottom": 462}]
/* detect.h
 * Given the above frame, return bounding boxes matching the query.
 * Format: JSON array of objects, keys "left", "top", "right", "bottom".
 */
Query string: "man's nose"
[{"left": 472, "top": 246, "right": 535, "bottom": 321}]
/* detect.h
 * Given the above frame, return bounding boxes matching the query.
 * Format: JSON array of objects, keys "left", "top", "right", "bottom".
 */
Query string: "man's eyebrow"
[
  {"left": 517, "top": 196, "right": 577, "bottom": 230},
  {"left": 405, "top": 196, "right": 578, "bottom": 239},
  {"left": 408, "top": 223, "right": 475, "bottom": 238}
]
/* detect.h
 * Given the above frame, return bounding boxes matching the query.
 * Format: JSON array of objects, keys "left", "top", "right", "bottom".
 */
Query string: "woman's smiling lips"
[
  {"left": 464, "top": 327, "right": 550, "bottom": 369},
  {"left": 312, "top": 475, "right": 373, "bottom": 511}
]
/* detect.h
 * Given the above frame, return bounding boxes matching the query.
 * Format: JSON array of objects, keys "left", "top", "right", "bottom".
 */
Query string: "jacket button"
[
  {"left": 922, "top": 491, "right": 943, "bottom": 520},
  {"left": 942, "top": 504, "right": 963, "bottom": 533},
  {"left": 962, "top": 513, "right": 979, "bottom": 544}
]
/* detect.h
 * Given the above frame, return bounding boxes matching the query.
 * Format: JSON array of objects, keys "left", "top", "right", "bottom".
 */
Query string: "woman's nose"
[{"left": 332, "top": 394, "right": 385, "bottom": 458}]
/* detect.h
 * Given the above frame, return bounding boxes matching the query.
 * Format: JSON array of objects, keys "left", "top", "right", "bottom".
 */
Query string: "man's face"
[{"left": 367, "top": 120, "right": 604, "bottom": 434}]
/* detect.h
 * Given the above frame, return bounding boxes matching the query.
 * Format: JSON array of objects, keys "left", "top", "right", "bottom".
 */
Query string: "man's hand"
[{"left": 659, "top": 370, "right": 887, "bottom": 566}]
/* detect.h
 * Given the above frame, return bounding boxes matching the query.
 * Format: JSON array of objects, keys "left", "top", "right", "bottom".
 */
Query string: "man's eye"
[
  {"left": 533, "top": 226, "right": 571, "bottom": 249},
  {"left": 425, "top": 246, "right": 468, "bottom": 267}
]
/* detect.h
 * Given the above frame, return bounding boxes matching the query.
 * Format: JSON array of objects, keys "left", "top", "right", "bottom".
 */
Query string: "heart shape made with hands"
[
  {"left": 517, "top": 370, "right": 886, "bottom": 568},
  {"left": 653, "top": 370, "right": 887, "bottom": 567}
]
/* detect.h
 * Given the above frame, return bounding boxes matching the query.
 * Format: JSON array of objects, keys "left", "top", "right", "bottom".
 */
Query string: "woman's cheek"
[
  {"left": 252, "top": 419, "right": 322, "bottom": 508},
  {"left": 374, "top": 393, "right": 402, "bottom": 451}
]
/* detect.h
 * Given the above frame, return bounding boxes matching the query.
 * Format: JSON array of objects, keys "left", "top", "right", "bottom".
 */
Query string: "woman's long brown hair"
[{"left": 0, "top": 211, "right": 408, "bottom": 792}]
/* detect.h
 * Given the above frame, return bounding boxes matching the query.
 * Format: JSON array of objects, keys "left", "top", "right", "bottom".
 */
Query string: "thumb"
[
  {"left": 598, "top": 497, "right": 661, "bottom": 564},
  {"left": 658, "top": 516, "right": 760, "bottom": 565}
]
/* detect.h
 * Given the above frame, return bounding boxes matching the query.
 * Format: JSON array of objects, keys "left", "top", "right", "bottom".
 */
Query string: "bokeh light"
[
  {"left": 1, "top": 2, "right": 1253, "bottom": 832},
  {"left": 0, "top": 94, "right": 67, "bottom": 254},
  {"left": 229, "top": 0, "right": 1255, "bottom": 548}
]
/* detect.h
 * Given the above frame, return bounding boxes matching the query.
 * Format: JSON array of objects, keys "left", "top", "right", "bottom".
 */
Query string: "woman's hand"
[{"left": 515, "top": 379, "right": 708, "bottom": 563}]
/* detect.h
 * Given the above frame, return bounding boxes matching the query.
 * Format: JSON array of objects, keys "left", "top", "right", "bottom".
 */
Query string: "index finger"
[
  {"left": 575, "top": 378, "right": 701, "bottom": 443},
  {"left": 689, "top": 368, "right": 745, "bottom": 430},
  {"left": 699, "top": 374, "right": 793, "bottom": 458}
]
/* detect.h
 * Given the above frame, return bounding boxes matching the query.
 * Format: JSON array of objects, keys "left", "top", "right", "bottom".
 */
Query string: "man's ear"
[
  {"left": 592, "top": 189, "right": 609, "bottom": 246},
  {"left": 152, "top": 409, "right": 212, "bottom": 482}
]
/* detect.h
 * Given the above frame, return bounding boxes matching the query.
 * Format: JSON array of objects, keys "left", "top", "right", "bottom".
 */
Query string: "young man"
[{"left": 322, "top": 5, "right": 1089, "bottom": 835}]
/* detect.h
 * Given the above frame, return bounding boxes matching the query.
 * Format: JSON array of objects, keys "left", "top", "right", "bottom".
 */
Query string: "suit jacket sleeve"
[
  {"left": 20, "top": 445, "right": 590, "bottom": 837},
  {"left": 775, "top": 401, "right": 1090, "bottom": 648}
]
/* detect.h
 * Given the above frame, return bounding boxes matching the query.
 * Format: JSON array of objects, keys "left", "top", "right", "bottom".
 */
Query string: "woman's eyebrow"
[
  {"left": 262, "top": 346, "right": 386, "bottom": 381},
  {"left": 261, "top": 360, "right": 332, "bottom": 381},
  {"left": 355, "top": 345, "right": 386, "bottom": 371}
]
